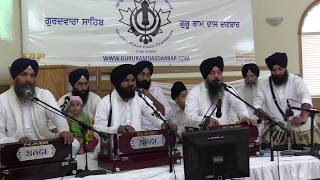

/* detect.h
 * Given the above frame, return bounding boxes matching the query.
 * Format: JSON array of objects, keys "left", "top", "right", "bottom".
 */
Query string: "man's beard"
[
  {"left": 136, "top": 80, "right": 151, "bottom": 90},
  {"left": 14, "top": 83, "right": 35, "bottom": 101},
  {"left": 245, "top": 80, "right": 256, "bottom": 88},
  {"left": 116, "top": 86, "right": 135, "bottom": 99},
  {"left": 72, "top": 88, "right": 89, "bottom": 105},
  {"left": 206, "top": 79, "right": 223, "bottom": 100},
  {"left": 271, "top": 70, "right": 288, "bottom": 86},
  {"left": 243, "top": 83, "right": 257, "bottom": 104}
]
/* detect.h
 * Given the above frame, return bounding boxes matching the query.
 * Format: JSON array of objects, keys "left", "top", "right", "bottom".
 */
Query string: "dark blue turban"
[
  {"left": 171, "top": 81, "right": 187, "bottom": 100},
  {"left": 69, "top": 68, "right": 89, "bottom": 87},
  {"left": 134, "top": 61, "right": 153, "bottom": 76},
  {"left": 200, "top": 56, "right": 224, "bottom": 79},
  {"left": 242, "top": 63, "right": 260, "bottom": 78},
  {"left": 265, "top": 52, "right": 288, "bottom": 70},
  {"left": 111, "top": 64, "right": 135, "bottom": 88},
  {"left": 10, "top": 58, "right": 39, "bottom": 79}
]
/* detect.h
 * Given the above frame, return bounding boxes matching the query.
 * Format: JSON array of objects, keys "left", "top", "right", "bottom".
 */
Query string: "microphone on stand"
[
  {"left": 60, "top": 96, "right": 70, "bottom": 112},
  {"left": 216, "top": 94, "right": 222, "bottom": 118},
  {"left": 217, "top": 82, "right": 230, "bottom": 89},
  {"left": 133, "top": 87, "right": 143, "bottom": 94},
  {"left": 24, "top": 89, "right": 33, "bottom": 98}
]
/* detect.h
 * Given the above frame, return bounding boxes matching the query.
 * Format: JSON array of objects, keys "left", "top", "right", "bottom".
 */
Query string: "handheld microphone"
[
  {"left": 286, "top": 99, "right": 294, "bottom": 117},
  {"left": 216, "top": 92, "right": 222, "bottom": 118}
]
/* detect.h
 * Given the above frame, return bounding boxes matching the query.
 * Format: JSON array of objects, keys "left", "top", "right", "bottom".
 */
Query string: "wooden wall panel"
[
  {"left": 32, "top": 65, "right": 264, "bottom": 99},
  {"left": 3, "top": 65, "right": 320, "bottom": 111},
  {"left": 312, "top": 98, "right": 320, "bottom": 110},
  {"left": 36, "top": 67, "right": 67, "bottom": 99},
  {"left": 0, "top": 85, "right": 9, "bottom": 94}
]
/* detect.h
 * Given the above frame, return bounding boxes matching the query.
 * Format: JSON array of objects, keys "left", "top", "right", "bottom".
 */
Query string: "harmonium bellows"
[
  {"left": 0, "top": 138, "right": 77, "bottom": 180},
  {"left": 98, "top": 129, "right": 182, "bottom": 172}
]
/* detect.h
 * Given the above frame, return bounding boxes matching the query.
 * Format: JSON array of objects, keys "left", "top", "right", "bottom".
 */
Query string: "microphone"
[
  {"left": 24, "top": 89, "right": 33, "bottom": 97},
  {"left": 217, "top": 82, "right": 230, "bottom": 89},
  {"left": 133, "top": 87, "right": 143, "bottom": 93},
  {"left": 216, "top": 91, "right": 222, "bottom": 118},
  {"left": 60, "top": 96, "right": 70, "bottom": 111},
  {"left": 286, "top": 99, "right": 294, "bottom": 117}
]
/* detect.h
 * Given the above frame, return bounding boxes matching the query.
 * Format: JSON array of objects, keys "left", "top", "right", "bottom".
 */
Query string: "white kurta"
[
  {"left": 0, "top": 87, "right": 69, "bottom": 143},
  {"left": 141, "top": 82, "right": 172, "bottom": 130},
  {"left": 94, "top": 90, "right": 163, "bottom": 133},
  {"left": 185, "top": 81, "right": 249, "bottom": 127},
  {"left": 253, "top": 73, "right": 312, "bottom": 123},
  {"left": 58, "top": 91, "right": 101, "bottom": 118},
  {"left": 238, "top": 82, "right": 259, "bottom": 120},
  {"left": 171, "top": 104, "right": 187, "bottom": 135}
]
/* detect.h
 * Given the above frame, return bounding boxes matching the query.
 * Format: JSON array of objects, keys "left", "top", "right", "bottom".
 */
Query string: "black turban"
[
  {"left": 110, "top": 64, "right": 135, "bottom": 88},
  {"left": 69, "top": 68, "right": 89, "bottom": 87},
  {"left": 200, "top": 56, "right": 224, "bottom": 79},
  {"left": 10, "top": 58, "right": 39, "bottom": 79},
  {"left": 265, "top": 52, "right": 288, "bottom": 70},
  {"left": 134, "top": 61, "right": 153, "bottom": 76},
  {"left": 242, "top": 63, "right": 260, "bottom": 78},
  {"left": 171, "top": 81, "right": 187, "bottom": 100}
]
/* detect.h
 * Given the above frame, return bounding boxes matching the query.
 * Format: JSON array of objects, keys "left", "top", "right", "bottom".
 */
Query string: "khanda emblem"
[{"left": 119, "top": 0, "right": 171, "bottom": 44}]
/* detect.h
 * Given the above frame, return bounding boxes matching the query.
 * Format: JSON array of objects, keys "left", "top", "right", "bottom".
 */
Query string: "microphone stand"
[
  {"left": 136, "top": 91, "right": 175, "bottom": 173},
  {"left": 289, "top": 106, "right": 320, "bottom": 157},
  {"left": 223, "top": 85, "right": 289, "bottom": 161},
  {"left": 29, "top": 96, "right": 108, "bottom": 177},
  {"left": 199, "top": 106, "right": 218, "bottom": 130}
]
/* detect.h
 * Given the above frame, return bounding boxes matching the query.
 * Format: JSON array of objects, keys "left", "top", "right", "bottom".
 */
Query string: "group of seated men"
[{"left": 0, "top": 51, "right": 316, "bottom": 155}]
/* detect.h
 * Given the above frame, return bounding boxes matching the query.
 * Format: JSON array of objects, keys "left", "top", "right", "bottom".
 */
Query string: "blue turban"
[
  {"left": 171, "top": 81, "right": 187, "bottom": 100},
  {"left": 200, "top": 56, "right": 224, "bottom": 79},
  {"left": 69, "top": 68, "right": 89, "bottom": 87},
  {"left": 134, "top": 61, "right": 153, "bottom": 76},
  {"left": 10, "top": 58, "right": 39, "bottom": 79},
  {"left": 111, "top": 64, "right": 135, "bottom": 88},
  {"left": 242, "top": 63, "right": 260, "bottom": 78},
  {"left": 265, "top": 52, "right": 288, "bottom": 70}
]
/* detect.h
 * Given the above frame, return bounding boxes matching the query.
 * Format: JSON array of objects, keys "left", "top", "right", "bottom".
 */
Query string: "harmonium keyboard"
[
  {"left": 185, "top": 123, "right": 260, "bottom": 156},
  {"left": 0, "top": 138, "right": 77, "bottom": 180},
  {"left": 98, "top": 129, "right": 181, "bottom": 172}
]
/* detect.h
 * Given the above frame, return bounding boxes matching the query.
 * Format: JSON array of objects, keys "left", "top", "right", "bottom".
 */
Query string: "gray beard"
[
  {"left": 243, "top": 84, "right": 257, "bottom": 104},
  {"left": 14, "top": 85, "right": 35, "bottom": 102}
]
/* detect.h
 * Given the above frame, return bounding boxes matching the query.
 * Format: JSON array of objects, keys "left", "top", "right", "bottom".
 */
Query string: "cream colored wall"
[
  {"left": 251, "top": 0, "right": 314, "bottom": 75},
  {"left": 0, "top": 0, "right": 21, "bottom": 84},
  {"left": 0, "top": 0, "right": 316, "bottom": 84}
]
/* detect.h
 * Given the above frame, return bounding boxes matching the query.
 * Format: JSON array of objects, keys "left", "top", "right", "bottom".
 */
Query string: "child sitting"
[{"left": 67, "top": 96, "right": 98, "bottom": 153}]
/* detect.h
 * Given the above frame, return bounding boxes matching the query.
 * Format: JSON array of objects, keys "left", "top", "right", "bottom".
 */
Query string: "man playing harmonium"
[
  {"left": 254, "top": 52, "right": 320, "bottom": 147},
  {"left": 0, "top": 58, "right": 79, "bottom": 154},
  {"left": 184, "top": 56, "right": 256, "bottom": 128},
  {"left": 94, "top": 64, "right": 175, "bottom": 134}
]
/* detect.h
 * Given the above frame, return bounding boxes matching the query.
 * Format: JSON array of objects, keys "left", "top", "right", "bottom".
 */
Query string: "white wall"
[
  {"left": 251, "top": 0, "right": 314, "bottom": 74},
  {"left": 0, "top": 0, "right": 316, "bottom": 84},
  {"left": 0, "top": 0, "right": 21, "bottom": 84}
]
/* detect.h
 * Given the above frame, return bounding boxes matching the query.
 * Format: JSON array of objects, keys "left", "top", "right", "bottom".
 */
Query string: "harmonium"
[
  {"left": 98, "top": 129, "right": 182, "bottom": 172},
  {"left": 185, "top": 123, "right": 260, "bottom": 156},
  {"left": 0, "top": 138, "right": 77, "bottom": 180}
]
